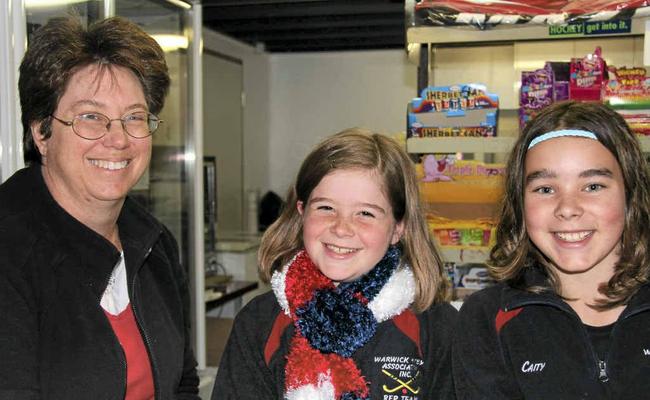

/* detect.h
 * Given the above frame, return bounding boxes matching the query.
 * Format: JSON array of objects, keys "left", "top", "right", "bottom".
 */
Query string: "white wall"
[
  {"left": 202, "top": 28, "right": 271, "bottom": 197},
  {"left": 268, "top": 50, "right": 418, "bottom": 195}
]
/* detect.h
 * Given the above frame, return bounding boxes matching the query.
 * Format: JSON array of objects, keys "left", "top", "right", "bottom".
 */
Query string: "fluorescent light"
[
  {"left": 165, "top": 0, "right": 191, "bottom": 10},
  {"left": 25, "top": 0, "right": 90, "bottom": 7},
  {"left": 151, "top": 34, "right": 188, "bottom": 51},
  {"left": 26, "top": 0, "right": 191, "bottom": 10}
]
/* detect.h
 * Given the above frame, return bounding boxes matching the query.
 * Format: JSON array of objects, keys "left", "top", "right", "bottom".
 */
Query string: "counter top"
[
  {"left": 211, "top": 231, "right": 261, "bottom": 252},
  {"left": 214, "top": 240, "right": 259, "bottom": 252},
  {"left": 205, "top": 280, "right": 259, "bottom": 311}
]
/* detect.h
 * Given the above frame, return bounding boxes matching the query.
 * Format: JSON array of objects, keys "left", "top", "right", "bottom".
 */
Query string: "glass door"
[
  {"left": 21, "top": 0, "right": 205, "bottom": 368},
  {"left": 116, "top": 0, "right": 191, "bottom": 266},
  {"left": 25, "top": 1, "right": 99, "bottom": 37}
]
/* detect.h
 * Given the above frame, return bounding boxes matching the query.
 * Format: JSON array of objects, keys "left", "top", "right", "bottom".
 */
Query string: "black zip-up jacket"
[
  {"left": 453, "top": 268, "right": 650, "bottom": 400},
  {"left": 0, "top": 166, "right": 199, "bottom": 399},
  {"left": 212, "top": 290, "right": 457, "bottom": 399}
]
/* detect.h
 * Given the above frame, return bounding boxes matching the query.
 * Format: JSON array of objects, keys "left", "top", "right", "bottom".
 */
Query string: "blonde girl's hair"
[
  {"left": 490, "top": 101, "right": 650, "bottom": 309},
  {"left": 258, "top": 128, "right": 449, "bottom": 311}
]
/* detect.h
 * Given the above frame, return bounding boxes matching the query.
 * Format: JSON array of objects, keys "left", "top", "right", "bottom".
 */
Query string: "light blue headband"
[{"left": 528, "top": 129, "right": 598, "bottom": 150}]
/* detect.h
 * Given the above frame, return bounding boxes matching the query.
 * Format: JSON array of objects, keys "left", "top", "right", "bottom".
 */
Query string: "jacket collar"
[
  {"left": 621, "top": 284, "right": 650, "bottom": 318},
  {"left": 500, "top": 265, "right": 650, "bottom": 317},
  {"left": 500, "top": 267, "right": 570, "bottom": 312},
  {"left": 118, "top": 197, "right": 164, "bottom": 286},
  {"left": 25, "top": 165, "right": 162, "bottom": 299}
]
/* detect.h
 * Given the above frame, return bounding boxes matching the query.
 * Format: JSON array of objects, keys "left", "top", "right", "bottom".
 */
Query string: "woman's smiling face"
[{"left": 34, "top": 64, "right": 152, "bottom": 213}]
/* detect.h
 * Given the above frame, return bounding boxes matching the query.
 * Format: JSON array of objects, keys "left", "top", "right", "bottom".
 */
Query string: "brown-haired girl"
[
  {"left": 213, "top": 128, "right": 456, "bottom": 399},
  {"left": 453, "top": 101, "right": 650, "bottom": 399}
]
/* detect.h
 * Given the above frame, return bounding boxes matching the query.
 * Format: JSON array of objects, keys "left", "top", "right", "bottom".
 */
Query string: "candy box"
[
  {"left": 603, "top": 66, "right": 650, "bottom": 135},
  {"left": 570, "top": 47, "right": 608, "bottom": 101},
  {"left": 520, "top": 68, "right": 553, "bottom": 130},
  {"left": 519, "top": 62, "right": 570, "bottom": 130},
  {"left": 427, "top": 216, "right": 496, "bottom": 250},
  {"left": 604, "top": 66, "right": 650, "bottom": 108},
  {"left": 454, "top": 264, "right": 495, "bottom": 290},
  {"left": 444, "top": 262, "right": 496, "bottom": 289},
  {"left": 407, "top": 84, "right": 499, "bottom": 138},
  {"left": 546, "top": 61, "right": 570, "bottom": 102},
  {"left": 446, "top": 262, "right": 496, "bottom": 301},
  {"left": 417, "top": 158, "right": 505, "bottom": 204}
]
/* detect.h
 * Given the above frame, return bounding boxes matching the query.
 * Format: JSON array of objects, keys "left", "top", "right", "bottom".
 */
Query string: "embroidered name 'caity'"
[{"left": 521, "top": 360, "right": 546, "bottom": 373}]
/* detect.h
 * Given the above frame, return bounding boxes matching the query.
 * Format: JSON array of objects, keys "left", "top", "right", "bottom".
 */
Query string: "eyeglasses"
[{"left": 50, "top": 111, "right": 163, "bottom": 140}]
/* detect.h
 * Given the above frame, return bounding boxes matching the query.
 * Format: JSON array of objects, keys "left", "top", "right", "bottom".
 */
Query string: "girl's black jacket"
[
  {"left": 453, "top": 268, "right": 650, "bottom": 400},
  {"left": 212, "top": 290, "right": 457, "bottom": 399},
  {"left": 0, "top": 166, "right": 199, "bottom": 399}
]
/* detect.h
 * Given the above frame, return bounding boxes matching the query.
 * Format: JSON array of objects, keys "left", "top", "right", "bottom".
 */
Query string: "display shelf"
[
  {"left": 406, "top": 6, "right": 650, "bottom": 306},
  {"left": 405, "top": 0, "right": 650, "bottom": 104},
  {"left": 407, "top": 136, "right": 516, "bottom": 153},
  {"left": 408, "top": 135, "right": 650, "bottom": 154},
  {"left": 440, "top": 247, "right": 491, "bottom": 264},
  {"left": 406, "top": 18, "right": 647, "bottom": 46}
]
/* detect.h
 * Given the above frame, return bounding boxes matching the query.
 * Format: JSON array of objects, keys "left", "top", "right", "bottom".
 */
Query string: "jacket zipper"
[
  {"left": 130, "top": 246, "right": 159, "bottom": 399},
  {"left": 105, "top": 252, "right": 129, "bottom": 399},
  {"left": 597, "top": 360, "right": 608, "bottom": 382},
  {"left": 577, "top": 322, "right": 610, "bottom": 383}
]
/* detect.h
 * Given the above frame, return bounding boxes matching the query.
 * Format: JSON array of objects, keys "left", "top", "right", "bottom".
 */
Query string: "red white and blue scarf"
[{"left": 271, "top": 246, "right": 415, "bottom": 399}]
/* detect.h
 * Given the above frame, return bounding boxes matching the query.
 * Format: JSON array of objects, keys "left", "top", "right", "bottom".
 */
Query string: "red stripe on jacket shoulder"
[
  {"left": 264, "top": 312, "right": 292, "bottom": 366},
  {"left": 495, "top": 308, "right": 523, "bottom": 334},
  {"left": 392, "top": 309, "right": 422, "bottom": 357}
]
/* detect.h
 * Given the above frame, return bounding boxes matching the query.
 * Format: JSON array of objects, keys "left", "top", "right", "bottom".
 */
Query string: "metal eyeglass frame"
[{"left": 50, "top": 112, "right": 163, "bottom": 140}]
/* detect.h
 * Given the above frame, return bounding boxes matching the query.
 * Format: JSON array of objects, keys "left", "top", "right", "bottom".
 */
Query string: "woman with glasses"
[{"left": 0, "top": 17, "right": 199, "bottom": 399}]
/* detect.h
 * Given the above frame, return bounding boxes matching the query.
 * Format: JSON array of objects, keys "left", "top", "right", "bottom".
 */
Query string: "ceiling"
[{"left": 201, "top": 0, "right": 407, "bottom": 53}]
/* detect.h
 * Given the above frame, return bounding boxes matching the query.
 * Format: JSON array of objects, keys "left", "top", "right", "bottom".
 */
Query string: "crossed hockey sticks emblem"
[{"left": 381, "top": 369, "right": 420, "bottom": 394}]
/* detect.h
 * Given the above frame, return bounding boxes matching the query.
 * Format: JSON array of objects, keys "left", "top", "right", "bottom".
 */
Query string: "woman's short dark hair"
[
  {"left": 490, "top": 101, "right": 650, "bottom": 308},
  {"left": 19, "top": 16, "right": 170, "bottom": 165}
]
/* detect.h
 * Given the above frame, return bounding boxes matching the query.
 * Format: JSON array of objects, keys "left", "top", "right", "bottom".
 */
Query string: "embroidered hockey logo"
[
  {"left": 374, "top": 355, "right": 423, "bottom": 399},
  {"left": 382, "top": 370, "right": 420, "bottom": 395},
  {"left": 521, "top": 360, "right": 546, "bottom": 373}
]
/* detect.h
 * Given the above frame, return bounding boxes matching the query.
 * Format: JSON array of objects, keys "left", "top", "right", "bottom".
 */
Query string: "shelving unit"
[
  {"left": 406, "top": 18, "right": 649, "bottom": 46},
  {"left": 404, "top": 6, "right": 650, "bottom": 297},
  {"left": 407, "top": 135, "right": 650, "bottom": 154},
  {"left": 407, "top": 136, "right": 515, "bottom": 154},
  {"left": 404, "top": 0, "right": 650, "bottom": 107},
  {"left": 403, "top": 5, "right": 650, "bottom": 154},
  {"left": 440, "top": 247, "right": 492, "bottom": 264}
]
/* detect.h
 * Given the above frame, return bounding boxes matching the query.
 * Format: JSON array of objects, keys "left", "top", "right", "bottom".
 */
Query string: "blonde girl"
[{"left": 213, "top": 128, "right": 456, "bottom": 399}]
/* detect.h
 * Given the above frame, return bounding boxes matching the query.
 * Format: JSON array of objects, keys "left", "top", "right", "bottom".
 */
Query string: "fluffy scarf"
[{"left": 271, "top": 246, "right": 416, "bottom": 399}]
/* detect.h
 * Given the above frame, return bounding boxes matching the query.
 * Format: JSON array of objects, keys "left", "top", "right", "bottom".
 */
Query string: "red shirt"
[{"left": 105, "top": 304, "right": 155, "bottom": 400}]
